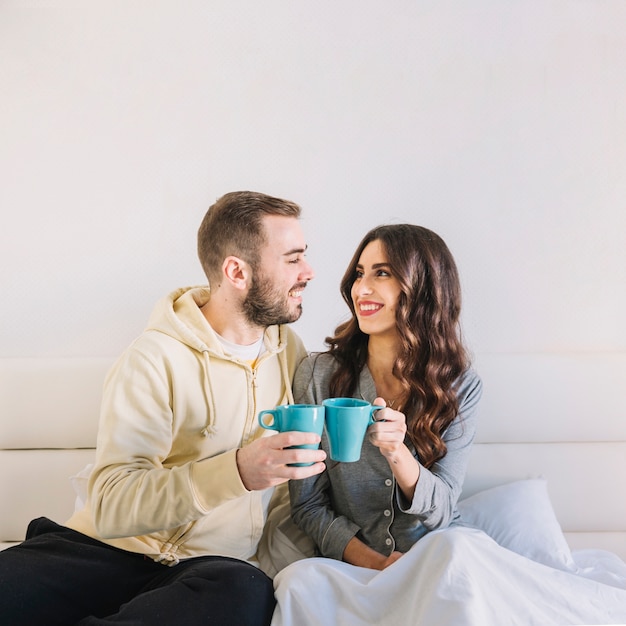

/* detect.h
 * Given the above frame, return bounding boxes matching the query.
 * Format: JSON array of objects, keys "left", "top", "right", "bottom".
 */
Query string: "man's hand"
[{"left": 236, "top": 431, "right": 326, "bottom": 491}]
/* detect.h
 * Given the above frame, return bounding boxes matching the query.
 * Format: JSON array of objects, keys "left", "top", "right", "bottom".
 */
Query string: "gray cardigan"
[{"left": 289, "top": 352, "right": 483, "bottom": 561}]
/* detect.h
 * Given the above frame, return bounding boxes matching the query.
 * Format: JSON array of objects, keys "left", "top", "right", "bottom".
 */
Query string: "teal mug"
[
  {"left": 322, "top": 398, "right": 384, "bottom": 462},
  {"left": 258, "top": 404, "right": 325, "bottom": 466}
]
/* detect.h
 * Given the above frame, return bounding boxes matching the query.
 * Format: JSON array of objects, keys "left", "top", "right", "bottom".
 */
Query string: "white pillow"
[
  {"left": 70, "top": 463, "right": 93, "bottom": 511},
  {"left": 457, "top": 479, "right": 576, "bottom": 571}
]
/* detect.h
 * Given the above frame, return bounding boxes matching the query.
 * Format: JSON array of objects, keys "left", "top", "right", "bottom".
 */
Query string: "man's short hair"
[{"left": 197, "top": 191, "right": 302, "bottom": 288}]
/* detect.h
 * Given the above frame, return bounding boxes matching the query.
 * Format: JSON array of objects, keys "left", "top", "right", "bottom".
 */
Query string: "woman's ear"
[{"left": 222, "top": 256, "right": 251, "bottom": 291}]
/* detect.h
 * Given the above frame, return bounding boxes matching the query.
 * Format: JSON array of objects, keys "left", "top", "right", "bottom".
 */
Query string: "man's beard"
[{"left": 242, "top": 273, "right": 305, "bottom": 327}]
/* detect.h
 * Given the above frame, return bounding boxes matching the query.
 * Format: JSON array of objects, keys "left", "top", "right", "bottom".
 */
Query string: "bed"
[{"left": 1, "top": 353, "right": 625, "bottom": 623}]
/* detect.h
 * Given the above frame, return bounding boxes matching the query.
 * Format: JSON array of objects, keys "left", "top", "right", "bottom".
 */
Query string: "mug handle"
[
  {"left": 258, "top": 409, "right": 278, "bottom": 430},
  {"left": 368, "top": 405, "right": 384, "bottom": 424}
]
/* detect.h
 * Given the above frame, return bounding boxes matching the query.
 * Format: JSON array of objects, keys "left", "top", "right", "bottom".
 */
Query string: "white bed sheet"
[
  {"left": 268, "top": 480, "right": 626, "bottom": 625},
  {"left": 272, "top": 527, "right": 626, "bottom": 626}
]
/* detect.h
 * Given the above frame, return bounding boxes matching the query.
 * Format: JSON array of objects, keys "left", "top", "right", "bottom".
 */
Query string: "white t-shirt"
[{"left": 215, "top": 334, "right": 266, "bottom": 368}]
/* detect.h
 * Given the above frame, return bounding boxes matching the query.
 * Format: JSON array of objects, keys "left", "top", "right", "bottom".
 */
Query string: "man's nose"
[{"left": 300, "top": 259, "right": 315, "bottom": 282}]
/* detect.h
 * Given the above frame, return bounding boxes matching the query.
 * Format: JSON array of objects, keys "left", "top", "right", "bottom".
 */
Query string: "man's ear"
[{"left": 222, "top": 256, "right": 252, "bottom": 290}]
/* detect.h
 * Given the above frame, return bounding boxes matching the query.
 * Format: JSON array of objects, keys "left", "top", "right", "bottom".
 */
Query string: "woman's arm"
[
  {"left": 289, "top": 355, "right": 362, "bottom": 560},
  {"left": 399, "top": 372, "right": 483, "bottom": 529},
  {"left": 367, "top": 399, "right": 421, "bottom": 503}
]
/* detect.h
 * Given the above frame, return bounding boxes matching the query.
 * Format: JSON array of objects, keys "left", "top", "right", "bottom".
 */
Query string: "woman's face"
[{"left": 350, "top": 239, "right": 403, "bottom": 339}]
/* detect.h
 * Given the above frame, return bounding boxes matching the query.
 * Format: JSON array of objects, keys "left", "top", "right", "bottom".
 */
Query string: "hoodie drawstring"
[
  {"left": 200, "top": 351, "right": 218, "bottom": 437},
  {"left": 199, "top": 332, "right": 294, "bottom": 437},
  {"left": 278, "top": 343, "right": 295, "bottom": 405}
]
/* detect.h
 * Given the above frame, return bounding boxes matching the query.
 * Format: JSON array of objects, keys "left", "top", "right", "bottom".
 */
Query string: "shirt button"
[
  {"left": 383, "top": 509, "right": 391, "bottom": 517},
  {"left": 385, "top": 479, "right": 392, "bottom": 486},
  {"left": 385, "top": 538, "right": 392, "bottom": 546}
]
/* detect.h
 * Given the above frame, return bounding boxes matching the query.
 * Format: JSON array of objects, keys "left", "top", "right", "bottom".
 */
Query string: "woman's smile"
[{"left": 357, "top": 300, "right": 384, "bottom": 316}]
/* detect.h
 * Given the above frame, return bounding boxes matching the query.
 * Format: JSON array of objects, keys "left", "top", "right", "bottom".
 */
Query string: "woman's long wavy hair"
[{"left": 326, "top": 224, "right": 469, "bottom": 469}]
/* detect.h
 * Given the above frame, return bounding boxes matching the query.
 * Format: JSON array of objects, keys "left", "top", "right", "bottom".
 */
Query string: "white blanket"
[{"left": 271, "top": 526, "right": 626, "bottom": 626}]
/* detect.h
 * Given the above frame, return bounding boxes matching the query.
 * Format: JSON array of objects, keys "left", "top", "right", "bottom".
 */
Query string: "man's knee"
[
  {"left": 183, "top": 557, "right": 274, "bottom": 596},
  {"left": 134, "top": 558, "right": 275, "bottom": 625}
]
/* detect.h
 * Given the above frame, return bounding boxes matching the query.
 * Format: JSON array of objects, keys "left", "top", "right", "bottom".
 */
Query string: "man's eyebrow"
[{"left": 283, "top": 245, "right": 308, "bottom": 256}]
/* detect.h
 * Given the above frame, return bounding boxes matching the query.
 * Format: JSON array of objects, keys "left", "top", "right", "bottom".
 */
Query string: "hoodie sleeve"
[{"left": 88, "top": 343, "right": 249, "bottom": 539}]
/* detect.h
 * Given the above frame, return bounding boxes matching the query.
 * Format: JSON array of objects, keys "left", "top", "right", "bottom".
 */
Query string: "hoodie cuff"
[{"left": 190, "top": 448, "right": 249, "bottom": 511}]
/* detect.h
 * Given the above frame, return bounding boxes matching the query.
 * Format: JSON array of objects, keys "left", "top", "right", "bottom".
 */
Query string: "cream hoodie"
[{"left": 66, "top": 286, "right": 307, "bottom": 565}]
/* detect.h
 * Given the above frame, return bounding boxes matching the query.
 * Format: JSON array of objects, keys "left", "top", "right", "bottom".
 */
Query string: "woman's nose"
[{"left": 354, "top": 277, "right": 373, "bottom": 295}]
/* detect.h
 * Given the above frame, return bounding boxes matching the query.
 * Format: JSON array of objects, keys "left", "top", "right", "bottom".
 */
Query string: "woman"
[
  {"left": 270, "top": 225, "right": 626, "bottom": 626},
  {"left": 288, "top": 223, "right": 482, "bottom": 569},
  {"left": 270, "top": 224, "right": 626, "bottom": 626}
]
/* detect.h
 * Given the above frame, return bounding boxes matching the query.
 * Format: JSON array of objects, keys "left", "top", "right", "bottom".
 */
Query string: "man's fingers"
[
  {"left": 270, "top": 431, "right": 322, "bottom": 448},
  {"left": 284, "top": 461, "right": 327, "bottom": 480}
]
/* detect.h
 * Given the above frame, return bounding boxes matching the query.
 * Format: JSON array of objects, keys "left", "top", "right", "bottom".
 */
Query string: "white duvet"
[
  {"left": 272, "top": 527, "right": 626, "bottom": 626},
  {"left": 268, "top": 480, "right": 626, "bottom": 626}
]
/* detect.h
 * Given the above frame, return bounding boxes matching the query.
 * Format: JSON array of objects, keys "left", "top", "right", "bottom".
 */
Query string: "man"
[{"left": 0, "top": 191, "right": 326, "bottom": 625}]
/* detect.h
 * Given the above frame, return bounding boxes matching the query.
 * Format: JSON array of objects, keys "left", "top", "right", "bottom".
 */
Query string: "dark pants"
[{"left": 0, "top": 518, "right": 275, "bottom": 625}]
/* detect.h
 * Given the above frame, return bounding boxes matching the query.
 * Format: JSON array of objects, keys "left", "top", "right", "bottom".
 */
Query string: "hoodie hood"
[
  {"left": 146, "top": 286, "right": 288, "bottom": 355},
  {"left": 145, "top": 286, "right": 217, "bottom": 354},
  {"left": 145, "top": 286, "right": 294, "bottom": 436}
]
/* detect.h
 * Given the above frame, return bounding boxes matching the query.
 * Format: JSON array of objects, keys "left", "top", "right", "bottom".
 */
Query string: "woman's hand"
[
  {"left": 367, "top": 398, "right": 408, "bottom": 460},
  {"left": 343, "top": 536, "right": 404, "bottom": 570},
  {"left": 382, "top": 551, "right": 404, "bottom": 569},
  {"left": 368, "top": 397, "right": 421, "bottom": 502}
]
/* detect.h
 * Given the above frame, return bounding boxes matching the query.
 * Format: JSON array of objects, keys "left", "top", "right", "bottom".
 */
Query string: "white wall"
[{"left": 1, "top": 0, "right": 625, "bottom": 358}]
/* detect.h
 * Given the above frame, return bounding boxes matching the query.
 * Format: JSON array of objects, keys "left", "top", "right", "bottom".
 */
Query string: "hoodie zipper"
[{"left": 241, "top": 363, "right": 260, "bottom": 447}]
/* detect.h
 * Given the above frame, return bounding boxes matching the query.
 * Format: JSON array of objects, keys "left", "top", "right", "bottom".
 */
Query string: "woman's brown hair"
[{"left": 326, "top": 224, "right": 469, "bottom": 468}]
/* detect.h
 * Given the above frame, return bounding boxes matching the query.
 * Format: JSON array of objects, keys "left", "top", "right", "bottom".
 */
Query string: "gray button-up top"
[{"left": 289, "top": 352, "right": 483, "bottom": 561}]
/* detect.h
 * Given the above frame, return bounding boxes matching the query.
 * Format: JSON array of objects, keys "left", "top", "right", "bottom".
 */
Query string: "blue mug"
[
  {"left": 322, "top": 398, "right": 383, "bottom": 462},
  {"left": 258, "top": 404, "right": 325, "bottom": 466}
]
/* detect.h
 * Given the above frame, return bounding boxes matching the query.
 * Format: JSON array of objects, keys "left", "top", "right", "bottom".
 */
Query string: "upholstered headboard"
[
  {"left": 0, "top": 358, "right": 110, "bottom": 549},
  {"left": 1, "top": 353, "right": 625, "bottom": 559},
  {"left": 465, "top": 353, "right": 626, "bottom": 558}
]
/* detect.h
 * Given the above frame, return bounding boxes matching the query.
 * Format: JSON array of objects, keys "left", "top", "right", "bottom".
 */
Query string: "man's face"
[{"left": 242, "top": 215, "right": 315, "bottom": 327}]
